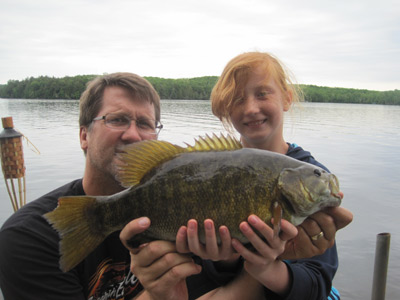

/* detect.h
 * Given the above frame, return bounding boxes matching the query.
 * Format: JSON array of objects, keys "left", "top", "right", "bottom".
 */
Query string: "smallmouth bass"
[{"left": 44, "top": 134, "right": 342, "bottom": 272}]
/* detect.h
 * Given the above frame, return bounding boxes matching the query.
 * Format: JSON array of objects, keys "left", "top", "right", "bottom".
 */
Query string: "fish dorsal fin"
[
  {"left": 117, "top": 140, "right": 186, "bottom": 188},
  {"left": 117, "top": 134, "right": 242, "bottom": 188},
  {"left": 185, "top": 133, "right": 242, "bottom": 152}
]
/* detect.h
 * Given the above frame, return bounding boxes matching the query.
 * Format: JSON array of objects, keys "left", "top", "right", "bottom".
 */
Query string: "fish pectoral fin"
[{"left": 44, "top": 196, "right": 105, "bottom": 272}]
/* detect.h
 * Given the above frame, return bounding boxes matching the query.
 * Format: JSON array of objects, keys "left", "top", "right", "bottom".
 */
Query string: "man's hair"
[{"left": 79, "top": 72, "right": 161, "bottom": 127}]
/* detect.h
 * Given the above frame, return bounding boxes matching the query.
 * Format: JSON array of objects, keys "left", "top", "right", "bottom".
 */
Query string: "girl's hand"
[
  {"left": 231, "top": 215, "right": 297, "bottom": 296},
  {"left": 176, "top": 219, "right": 238, "bottom": 262}
]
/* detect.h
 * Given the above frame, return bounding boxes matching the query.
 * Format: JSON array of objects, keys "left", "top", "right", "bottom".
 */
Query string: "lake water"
[{"left": 1, "top": 99, "right": 399, "bottom": 299}]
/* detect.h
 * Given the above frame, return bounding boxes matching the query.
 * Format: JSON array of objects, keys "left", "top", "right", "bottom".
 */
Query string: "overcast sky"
[{"left": 1, "top": 0, "right": 399, "bottom": 91}]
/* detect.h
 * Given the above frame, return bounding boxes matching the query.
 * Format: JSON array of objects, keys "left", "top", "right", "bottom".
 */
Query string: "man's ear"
[{"left": 80, "top": 126, "right": 88, "bottom": 151}]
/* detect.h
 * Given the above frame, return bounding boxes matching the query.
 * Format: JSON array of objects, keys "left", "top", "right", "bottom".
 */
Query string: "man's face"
[{"left": 80, "top": 86, "right": 157, "bottom": 185}]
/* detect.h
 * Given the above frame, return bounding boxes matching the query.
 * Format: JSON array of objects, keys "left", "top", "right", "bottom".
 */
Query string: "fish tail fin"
[{"left": 44, "top": 196, "right": 105, "bottom": 272}]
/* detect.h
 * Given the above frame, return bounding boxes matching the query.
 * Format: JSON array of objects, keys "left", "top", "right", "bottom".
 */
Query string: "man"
[
  {"left": 0, "top": 72, "right": 253, "bottom": 299},
  {"left": 0, "top": 72, "right": 352, "bottom": 300}
]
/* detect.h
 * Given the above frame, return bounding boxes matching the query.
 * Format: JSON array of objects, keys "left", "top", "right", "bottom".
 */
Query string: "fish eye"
[{"left": 314, "top": 169, "right": 322, "bottom": 177}]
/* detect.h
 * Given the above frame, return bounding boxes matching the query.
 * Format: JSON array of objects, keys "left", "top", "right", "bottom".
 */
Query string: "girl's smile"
[{"left": 243, "top": 118, "right": 268, "bottom": 127}]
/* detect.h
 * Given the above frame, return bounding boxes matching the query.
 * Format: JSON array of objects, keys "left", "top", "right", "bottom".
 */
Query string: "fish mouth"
[
  {"left": 244, "top": 119, "right": 267, "bottom": 127},
  {"left": 331, "top": 191, "right": 343, "bottom": 200},
  {"left": 329, "top": 175, "right": 342, "bottom": 200}
]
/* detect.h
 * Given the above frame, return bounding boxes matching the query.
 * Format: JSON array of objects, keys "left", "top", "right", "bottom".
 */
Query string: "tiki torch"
[{"left": 0, "top": 116, "right": 26, "bottom": 212}]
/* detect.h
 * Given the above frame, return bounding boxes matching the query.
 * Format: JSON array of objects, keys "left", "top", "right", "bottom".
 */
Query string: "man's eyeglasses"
[{"left": 92, "top": 113, "right": 163, "bottom": 136}]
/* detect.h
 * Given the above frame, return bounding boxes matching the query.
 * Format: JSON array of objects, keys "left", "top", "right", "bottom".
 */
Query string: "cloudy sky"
[{"left": 1, "top": 0, "right": 399, "bottom": 91}]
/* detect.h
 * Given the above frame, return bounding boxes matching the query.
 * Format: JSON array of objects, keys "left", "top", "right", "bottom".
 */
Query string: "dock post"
[{"left": 371, "top": 232, "right": 391, "bottom": 300}]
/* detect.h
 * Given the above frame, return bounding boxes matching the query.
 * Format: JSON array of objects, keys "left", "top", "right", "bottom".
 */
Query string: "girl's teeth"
[{"left": 248, "top": 120, "right": 264, "bottom": 126}]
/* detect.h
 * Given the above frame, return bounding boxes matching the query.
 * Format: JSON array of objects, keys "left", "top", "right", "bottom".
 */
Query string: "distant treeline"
[{"left": 0, "top": 75, "right": 399, "bottom": 105}]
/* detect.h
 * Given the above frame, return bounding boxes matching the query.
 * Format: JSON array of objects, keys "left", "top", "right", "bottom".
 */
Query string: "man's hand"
[
  {"left": 281, "top": 206, "right": 353, "bottom": 260},
  {"left": 120, "top": 217, "right": 201, "bottom": 300}
]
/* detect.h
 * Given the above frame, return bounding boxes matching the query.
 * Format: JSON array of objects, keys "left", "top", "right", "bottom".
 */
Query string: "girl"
[
  {"left": 176, "top": 52, "right": 352, "bottom": 299},
  {"left": 208, "top": 51, "right": 350, "bottom": 299}
]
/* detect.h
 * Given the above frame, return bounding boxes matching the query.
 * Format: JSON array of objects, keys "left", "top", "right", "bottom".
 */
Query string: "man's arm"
[{"left": 0, "top": 218, "right": 86, "bottom": 300}]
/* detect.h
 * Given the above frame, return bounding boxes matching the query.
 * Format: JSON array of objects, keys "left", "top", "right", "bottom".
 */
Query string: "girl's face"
[{"left": 229, "top": 66, "right": 291, "bottom": 152}]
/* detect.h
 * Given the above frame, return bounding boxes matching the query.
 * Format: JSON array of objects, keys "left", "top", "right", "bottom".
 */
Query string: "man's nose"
[{"left": 120, "top": 122, "right": 143, "bottom": 143}]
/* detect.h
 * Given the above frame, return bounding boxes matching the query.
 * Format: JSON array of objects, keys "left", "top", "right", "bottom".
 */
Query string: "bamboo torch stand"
[{"left": 0, "top": 116, "right": 26, "bottom": 212}]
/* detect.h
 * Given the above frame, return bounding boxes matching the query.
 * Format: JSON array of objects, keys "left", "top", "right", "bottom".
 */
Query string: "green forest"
[{"left": 0, "top": 75, "right": 399, "bottom": 105}]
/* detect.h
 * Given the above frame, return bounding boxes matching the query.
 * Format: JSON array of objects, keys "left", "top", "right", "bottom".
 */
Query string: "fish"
[{"left": 44, "top": 134, "right": 342, "bottom": 272}]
